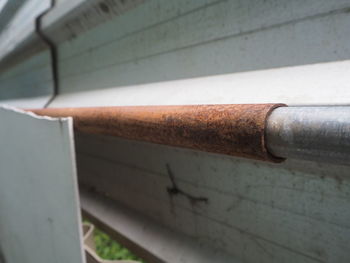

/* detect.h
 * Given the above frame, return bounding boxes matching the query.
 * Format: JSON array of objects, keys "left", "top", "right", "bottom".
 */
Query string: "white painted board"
[
  {"left": 76, "top": 132, "right": 350, "bottom": 263},
  {"left": 0, "top": 50, "right": 54, "bottom": 107},
  {"left": 51, "top": 60, "right": 350, "bottom": 107},
  {"left": 0, "top": 106, "right": 85, "bottom": 263},
  {"left": 56, "top": 0, "right": 350, "bottom": 94},
  {"left": 81, "top": 189, "right": 237, "bottom": 263}
]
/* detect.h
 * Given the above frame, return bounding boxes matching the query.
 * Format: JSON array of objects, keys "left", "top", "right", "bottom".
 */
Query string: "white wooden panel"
[
  {"left": 55, "top": 0, "right": 217, "bottom": 60},
  {"left": 58, "top": 0, "right": 350, "bottom": 62},
  {"left": 57, "top": 0, "right": 350, "bottom": 93},
  {"left": 0, "top": 0, "right": 26, "bottom": 33},
  {"left": 0, "top": 106, "right": 85, "bottom": 263},
  {"left": 0, "top": 96, "right": 53, "bottom": 108},
  {"left": 50, "top": 60, "right": 350, "bottom": 107},
  {"left": 0, "top": 0, "right": 53, "bottom": 108},
  {"left": 0, "top": 0, "right": 49, "bottom": 62},
  {"left": 0, "top": 50, "right": 53, "bottom": 107},
  {"left": 76, "top": 133, "right": 350, "bottom": 263},
  {"left": 81, "top": 189, "right": 237, "bottom": 263},
  {"left": 42, "top": 0, "right": 145, "bottom": 44}
]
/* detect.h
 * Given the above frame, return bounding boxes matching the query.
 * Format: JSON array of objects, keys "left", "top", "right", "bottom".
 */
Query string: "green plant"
[{"left": 93, "top": 227, "right": 146, "bottom": 262}]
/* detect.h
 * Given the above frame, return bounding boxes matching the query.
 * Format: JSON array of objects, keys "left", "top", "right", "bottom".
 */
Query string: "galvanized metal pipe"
[{"left": 266, "top": 106, "right": 350, "bottom": 165}]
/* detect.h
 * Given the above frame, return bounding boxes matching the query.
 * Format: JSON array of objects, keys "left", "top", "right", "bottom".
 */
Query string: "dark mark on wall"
[
  {"left": 87, "top": 185, "right": 97, "bottom": 193},
  {"left": 34, "top": 0, "right": 59, "bottom": 108},
  {"left": 99, "top": 3, "right": 110, "bottom": 13},
  {"left": 0, "top": 245, "right": 7, "bottom": 263},
  {"left": 226, "top": 195, "right": 243, "bottom": 211},
  {"left": 166, "top": 164, "right": 208, "bottom": 205}
]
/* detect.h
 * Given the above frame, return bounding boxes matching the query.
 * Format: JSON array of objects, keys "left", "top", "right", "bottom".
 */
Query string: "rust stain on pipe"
[{"left": 27, "top": 104, "right": 285, "bottom": 162}]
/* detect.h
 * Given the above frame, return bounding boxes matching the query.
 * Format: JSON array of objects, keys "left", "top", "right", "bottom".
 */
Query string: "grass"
[{"left": 93, "top": 226, "right": 146, "bottom": 262}]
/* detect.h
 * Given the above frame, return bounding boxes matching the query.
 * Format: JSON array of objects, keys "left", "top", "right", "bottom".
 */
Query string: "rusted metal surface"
[{"left": 28, "top": 104, "right": 285, "bottom": 162}]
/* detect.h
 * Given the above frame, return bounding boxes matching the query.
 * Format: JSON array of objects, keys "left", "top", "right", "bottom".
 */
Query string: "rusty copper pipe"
[{"left": 27, "top": 104, "right": 285, "bottom": 162}]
